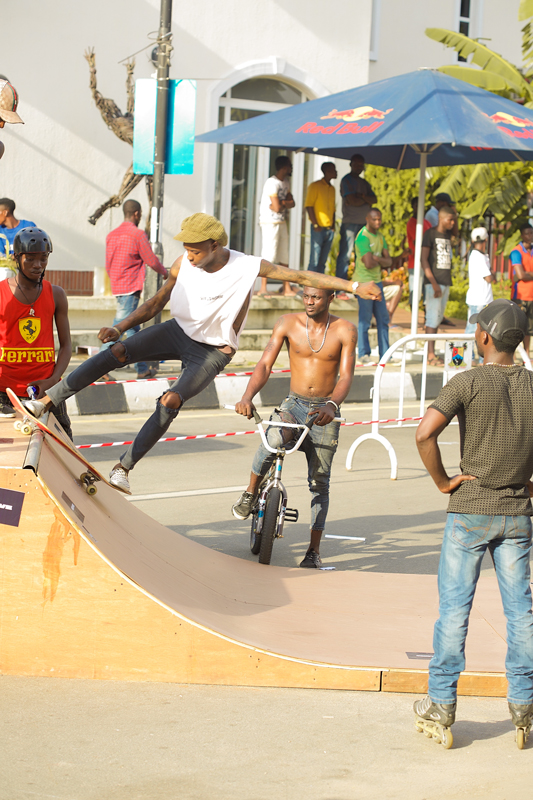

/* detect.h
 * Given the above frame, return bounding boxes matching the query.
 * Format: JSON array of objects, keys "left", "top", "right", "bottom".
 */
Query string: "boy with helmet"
[{"left": 0, "top": 227, "right": 72, "bottom": 437}]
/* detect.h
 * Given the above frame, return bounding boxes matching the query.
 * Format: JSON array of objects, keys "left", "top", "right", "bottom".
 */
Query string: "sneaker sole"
[{"left": 232, "top": 507, "right": 250, "bottom": 520}]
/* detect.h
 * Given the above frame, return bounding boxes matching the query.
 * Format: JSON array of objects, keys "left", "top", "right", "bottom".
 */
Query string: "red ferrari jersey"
[{"left": 0, "top": 278, "right": 56, "bottom": 395}]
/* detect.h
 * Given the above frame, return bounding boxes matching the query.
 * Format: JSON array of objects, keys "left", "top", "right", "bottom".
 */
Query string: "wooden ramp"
[{"left": 0, "top": 420, "right": 508, "bottom": 695}]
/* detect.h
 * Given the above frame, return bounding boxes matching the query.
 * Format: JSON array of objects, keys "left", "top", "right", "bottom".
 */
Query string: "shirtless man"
[
  {"left": 231, "top": 286, "right": 356, "bottom": 568},
  {"left": 26, "top": 213, "right": 380, "bottom": 493}
]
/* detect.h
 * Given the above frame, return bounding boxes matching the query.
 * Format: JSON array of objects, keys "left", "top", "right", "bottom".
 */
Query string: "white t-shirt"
[
  {"left": 259, "top": 176, "right": 291, "bottom": 224},
  {"left": 466, "top": 249, "right": 493, "bottom": 307},
  {"left": 170, "top": 249, "right": 261, "bottom": 349}
]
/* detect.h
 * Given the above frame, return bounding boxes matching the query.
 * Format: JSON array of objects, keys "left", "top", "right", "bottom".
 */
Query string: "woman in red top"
[{"left": 0, "top": 228, "right": 72, "bottom": 437}]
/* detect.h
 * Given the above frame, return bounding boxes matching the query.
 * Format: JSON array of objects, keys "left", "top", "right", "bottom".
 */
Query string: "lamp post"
[{"left": 144, "top": 0, "right": 173, "bottom": 325}]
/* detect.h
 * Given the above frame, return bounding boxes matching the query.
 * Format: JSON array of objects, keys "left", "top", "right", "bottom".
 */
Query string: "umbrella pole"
[{"left": 410, "top": 152, "right": 427, "bottom": 336}]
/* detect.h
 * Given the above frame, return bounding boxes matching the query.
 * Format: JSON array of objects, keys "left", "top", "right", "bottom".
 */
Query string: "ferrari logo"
[{"left": 19, "top": 317, "right": 41, "bottom": 344}]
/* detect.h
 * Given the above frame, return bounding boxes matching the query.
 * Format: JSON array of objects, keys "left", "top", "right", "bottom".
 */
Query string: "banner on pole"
[{"left": 133, "top": 79, "right": 196, "bottom": 175}]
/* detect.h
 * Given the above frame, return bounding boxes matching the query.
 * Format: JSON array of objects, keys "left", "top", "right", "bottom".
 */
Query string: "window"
[
  {"left": 458, "top": 0, "right": 471, "bottom": 62},
  {"left": 215, "top": 78, "right": 310, "bottom": 264},
  {"left": 369, "top": 0, "right": 381, "bottom": 62}
]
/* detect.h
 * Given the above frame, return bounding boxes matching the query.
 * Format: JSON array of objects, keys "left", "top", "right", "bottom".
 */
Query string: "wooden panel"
[
  {"left": 0, "top": 468, "right": 380, "bottom": 689},
  {"left": 382, "top": 670, "right": 506, "bottom": 697}
]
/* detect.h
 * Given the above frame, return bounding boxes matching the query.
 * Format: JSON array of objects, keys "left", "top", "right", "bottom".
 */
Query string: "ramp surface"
[{"left": 0, "top": 421, "right": 509, "bottom": 694}]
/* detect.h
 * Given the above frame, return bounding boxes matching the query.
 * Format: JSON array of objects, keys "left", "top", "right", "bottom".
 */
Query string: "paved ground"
[
  {"left": 2, "top": 399, "right": 531, "bottom": 798},
  {"left": 1, "top": 678, "right": 529, "bottom": 800}
]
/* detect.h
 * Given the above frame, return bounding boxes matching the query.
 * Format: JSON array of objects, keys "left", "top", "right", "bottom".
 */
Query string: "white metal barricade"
[{"left": 345, "top": 334, "right": 532, "bottom": 480}]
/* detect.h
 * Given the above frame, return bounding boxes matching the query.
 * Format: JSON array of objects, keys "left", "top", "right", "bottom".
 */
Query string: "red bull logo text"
[
  {"left": 487, "top": 110, "right": 533, "bottom": 140},
  {"left": 295, "top": 105, "right": 393, "bottom": 136}
]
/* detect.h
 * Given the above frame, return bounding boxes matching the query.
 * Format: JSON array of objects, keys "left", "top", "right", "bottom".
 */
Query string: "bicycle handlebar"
[{"left": 224, "top": 405, "right": 344, "bottom": 456}]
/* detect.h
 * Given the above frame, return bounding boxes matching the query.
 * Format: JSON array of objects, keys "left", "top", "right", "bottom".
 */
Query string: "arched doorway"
[{"left": 212, "top": 76, "right": 314, "bottom": 268}]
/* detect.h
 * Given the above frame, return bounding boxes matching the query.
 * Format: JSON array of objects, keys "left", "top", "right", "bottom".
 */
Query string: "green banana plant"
[{"left": 425, "top": 15, "right": 533, "bottom": 254}]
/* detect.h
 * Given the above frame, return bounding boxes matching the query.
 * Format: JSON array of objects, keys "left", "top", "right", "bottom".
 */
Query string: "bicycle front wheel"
[
  {"left": 258, "top": 486, "right": 281, "bottom": 565},
  {"left": 250, "top": 512, "right": 261, "bottom": 555}
]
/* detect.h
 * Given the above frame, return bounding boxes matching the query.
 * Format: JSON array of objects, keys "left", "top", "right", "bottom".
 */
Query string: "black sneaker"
[
  {"left": 232, "top": 491, "right": 256, "bottom": 520},
  {"left": 300, "top": 549, "right": 322, "bottom": 569},
  {"left": 0, "top": 404, "right": 15, "bottom": 418}
]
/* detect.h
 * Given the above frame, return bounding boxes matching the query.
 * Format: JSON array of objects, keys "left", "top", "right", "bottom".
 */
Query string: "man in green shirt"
[{"left": 354, "top": 208, "right": 391, "bottom": 362}]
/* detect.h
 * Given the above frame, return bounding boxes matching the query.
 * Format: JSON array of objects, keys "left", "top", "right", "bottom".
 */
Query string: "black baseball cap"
[
  {"left": 435, "top": 192, "right": 453, "bottom": 204},
  {"left": 469, "top": 299, "right": 528, "bottom": 345}
]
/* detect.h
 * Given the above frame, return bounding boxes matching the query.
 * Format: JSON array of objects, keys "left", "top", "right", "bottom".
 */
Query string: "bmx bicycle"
[{"left": 226, "top": 405, "right": 343, "bottom": 566}]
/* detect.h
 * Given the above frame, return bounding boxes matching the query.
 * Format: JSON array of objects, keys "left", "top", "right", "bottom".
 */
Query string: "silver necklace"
[
  {"left": 306, "top": 314, "right": 330, "bottom": 353},
  {"left": 15, "top": 276, "right": 41, "bottom": 315},
  {"left": 484, "top": 362, "right": 515, "bottom": 367}
]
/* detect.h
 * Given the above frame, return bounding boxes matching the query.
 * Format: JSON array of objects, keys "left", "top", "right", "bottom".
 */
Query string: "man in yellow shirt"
[{"left": 304, "top": 162, "right": 337, "bottom": 273}]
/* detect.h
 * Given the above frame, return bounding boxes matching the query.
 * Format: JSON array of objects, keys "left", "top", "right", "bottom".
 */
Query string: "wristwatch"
[{"left": 351, "top": 281, "right": 359, "bottom": 295}]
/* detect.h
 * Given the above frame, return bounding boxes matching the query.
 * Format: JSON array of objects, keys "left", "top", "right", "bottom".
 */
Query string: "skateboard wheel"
[
  {"left": 517, "top": 728, "right": 525, "bottom": 750},
  {"left": 86, "top": 484, "right": 98, "bottom": 496},
  {"left": 14, "top": 420, "right": 22, "bottom": 431},
  {"left": 21, "top": 423, "right": 32, "bottom": 435}
]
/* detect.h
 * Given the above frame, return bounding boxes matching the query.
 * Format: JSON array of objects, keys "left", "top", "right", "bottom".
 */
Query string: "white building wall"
[
  {"left": 1, "top": 0, "right": 372, "bottom": 274},
  {"left": 370, "top": 0, "right": 522, "bottom": 83}
]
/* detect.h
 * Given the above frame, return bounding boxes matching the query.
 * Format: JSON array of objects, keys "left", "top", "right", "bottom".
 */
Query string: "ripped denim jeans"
[{"left": 251, "top": 392, "right": 340, "bottom": 531}]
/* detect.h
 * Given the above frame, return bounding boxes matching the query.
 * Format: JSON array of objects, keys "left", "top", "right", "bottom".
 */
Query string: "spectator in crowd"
[
  {"left": 104, "top": 199, "right": 168, "bottom": 380},
  {"left": 257, "top": 155, "right": 295, "bottom": 296},
  {"left": 465, "top": 227, "right": 494, "bottom": 361},
  {"left": 421, "top": 207, "right": 456, "bottom": 365},
  {"left": 335, "top": 153, "right": 377, "bottom": 298},
  {"left": 0, "top": 198, "right": 35, "bottom": 254},
  {"left": 510, "top": 223, "right": 533, "bottom": 358},
  {"left": 406, "top": 197, "right": 431, "bottom": 309},
  {"left": 425, "top": 192, "right": 454, "bottom": 228},
  {"left": 381, "top": 272, "right": 404, "bottom": 325},
  {"left": 353, "top": 208, "right": 390, "bottom": 362},
  {"left": 305, "top": 162, "right": 337, "bottom": 274}
]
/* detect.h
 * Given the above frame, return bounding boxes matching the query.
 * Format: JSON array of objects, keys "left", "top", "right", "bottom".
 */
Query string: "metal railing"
[{"left": 345, "top": 334, "right": 532, "bottom": 480}]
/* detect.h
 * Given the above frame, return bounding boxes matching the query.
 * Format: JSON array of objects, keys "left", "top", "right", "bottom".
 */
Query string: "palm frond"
[
  {"left": 438, "top": 65, "right": 521, "bottom": 96},
  {"left": 426, "top": 28, "right": 533, "bottom": 100}
]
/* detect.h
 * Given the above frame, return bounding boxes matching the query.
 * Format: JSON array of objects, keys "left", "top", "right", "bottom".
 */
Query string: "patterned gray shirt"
[{"left": 430, "top": 365, "right": 533, "bottom": 515}]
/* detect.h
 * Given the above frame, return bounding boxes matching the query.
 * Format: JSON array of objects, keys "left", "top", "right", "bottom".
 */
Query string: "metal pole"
[
  {"left": 410, "top": 152, "right": 427, "bottom": 337},
  {"left": 144, "top": 0, "right": 172, "bottom": 324}
]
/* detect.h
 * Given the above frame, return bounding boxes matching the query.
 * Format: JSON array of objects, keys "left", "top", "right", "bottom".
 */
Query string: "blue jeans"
[
  {"left": 251, "top": 393, "right": 340, "bottom": 531},
  {"left": 308, "top": 226, "right": 334, "bottom": 273},
  {"left": 356, "top": 281, "right": 390, "bottom": 358},
  {"left": 335, "top": 223, "right": 364, "bottom": 282},
  {"left": 429, "top": 513, "right": 533, "bottom": 705},
  {"left": 46, "top": 319, "right": 233, "bottom": 470},
  {"left": 465, "top": 304, "right": 483, "bottom": 335},
  {"left": 100, "top": 293, "right": 147, "bottom": 374}
]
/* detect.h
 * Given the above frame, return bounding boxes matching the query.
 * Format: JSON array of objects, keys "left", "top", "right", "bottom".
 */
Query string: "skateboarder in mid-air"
[
  {"left": 231, "top": 286, "right": 356, "bottom": 568},
  {"left": 25, "top": 213, "right": 381, "bottom": 493},
  {"left": 414, "top": 299, "right": 533, "bottom": 749}
]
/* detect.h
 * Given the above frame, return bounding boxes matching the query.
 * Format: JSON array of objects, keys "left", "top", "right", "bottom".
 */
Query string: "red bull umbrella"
[
  {"left": 197, "top": 69, "right": 533, "bottom": 334},
  {"left": 196, "top": 69, "right": 533, "bottom": 167}
]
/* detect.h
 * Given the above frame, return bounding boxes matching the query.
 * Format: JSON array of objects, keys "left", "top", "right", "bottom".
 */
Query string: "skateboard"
[{"left": 7, "top": 388, "right": 131, "bottom": 496}]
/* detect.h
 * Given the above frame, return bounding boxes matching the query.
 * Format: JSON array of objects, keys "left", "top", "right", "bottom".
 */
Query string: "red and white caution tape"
[
  {"left": 75, "top": 415, "right": 423, "bottom": 450},
  {"left": 89, "top": 368, "right": 292, "bottom": 386}
]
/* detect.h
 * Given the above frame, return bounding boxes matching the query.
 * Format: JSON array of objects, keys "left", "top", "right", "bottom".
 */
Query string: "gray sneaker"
[
  {"left": 300, "top": 549, "right": 322, "bottom": 569},
  {"left": 23, "top": 399, "right": 47, "bottom": 418},
  {"left": 109, "top": 466, "right": 131, "bottom": 494},
  {"left": 0, "top": 405, "right": 16, "bottom": 418},
  {"left": 232, "top": 491, "right": 256, "bottom": 520}
]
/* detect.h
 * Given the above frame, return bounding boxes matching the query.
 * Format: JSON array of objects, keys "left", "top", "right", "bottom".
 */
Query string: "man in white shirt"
[
  {"left": 26, "top": 213, "right": 382, "bottom": 493},
  {"left": 257, "top": 155, "right": 295, "bottom": 296},
  {"left": 465, "top": 227, "right": 494, "bottom": 359}
]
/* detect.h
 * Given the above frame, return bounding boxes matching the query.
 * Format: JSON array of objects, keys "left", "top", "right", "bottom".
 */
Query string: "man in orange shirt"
[{"left": 510, "top": 223, "right": 533, "bottom": 357}]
